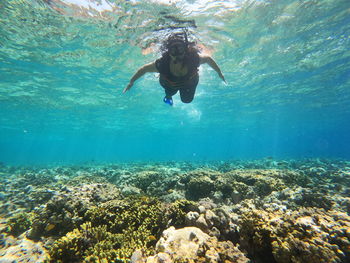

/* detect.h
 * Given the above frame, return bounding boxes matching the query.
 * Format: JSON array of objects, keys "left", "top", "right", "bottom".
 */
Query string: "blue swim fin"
[{"left": 163, "top": 96, "right": 173, "bottom": 106}]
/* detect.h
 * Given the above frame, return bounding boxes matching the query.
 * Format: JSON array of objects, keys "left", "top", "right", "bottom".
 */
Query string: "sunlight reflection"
[
  {"left": 59, "top": 0, "right": 243, "bottom": 16},
  {"left": 62, "top": 0, "right": 113, "bottom": 11},
  {"left": 178, "top": 104, "right": 202, "bottom": 121}
]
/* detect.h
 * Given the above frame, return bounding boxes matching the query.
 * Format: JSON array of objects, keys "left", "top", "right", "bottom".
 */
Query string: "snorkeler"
[{"left": 123, "top": 32, "right": 226, "bottom": 106}]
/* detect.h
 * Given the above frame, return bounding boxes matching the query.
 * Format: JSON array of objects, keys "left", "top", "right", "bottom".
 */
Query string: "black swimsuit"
[{"left": 155, "top": 51, "right": 200, "bottom": 103}]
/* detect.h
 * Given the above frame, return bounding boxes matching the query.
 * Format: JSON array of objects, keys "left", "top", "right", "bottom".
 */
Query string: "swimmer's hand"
[
  {"left": 219, "top": 72, "right": 227, "bottom": 84},
  {"left": 123, "top": 81, "right": 133, "bottom": 93}
]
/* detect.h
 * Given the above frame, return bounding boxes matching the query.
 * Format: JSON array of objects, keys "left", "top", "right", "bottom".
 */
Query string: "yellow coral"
[
  {"left": 49, "top": 196, "right": 168, "bottom": 263},
  {"left": 45, "top": 224, "right": 56, "bottom": 232}
]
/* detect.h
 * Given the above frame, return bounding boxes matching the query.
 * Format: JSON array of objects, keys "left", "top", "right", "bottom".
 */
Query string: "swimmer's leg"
[
  {"left": 160, "top": 78, "right": 178, "bottom": 106},
  {"left": 179, "top": 74, "right": 199, "bottom": 103},
  {"left": 164, "top": 88, "right": 178, "bottom": 99}
]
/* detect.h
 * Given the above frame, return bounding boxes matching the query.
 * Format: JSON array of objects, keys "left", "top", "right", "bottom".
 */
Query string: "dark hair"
[{"left": 160, "top": 32, "right": 200, "bottom": 56}]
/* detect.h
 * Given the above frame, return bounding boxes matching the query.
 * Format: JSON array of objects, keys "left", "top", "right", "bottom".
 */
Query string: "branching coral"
[
  {"left": 49, "top": 222, "right": 124, "bottom": 263},
  {"left": 166, "top": 199, "right": 198, "bottom": 227},
  {"left": 28, "top": 183, "right": 120, "bottom": 240},
  {"left": 49, "top": 196, "right": 168, "bottom": 262}
]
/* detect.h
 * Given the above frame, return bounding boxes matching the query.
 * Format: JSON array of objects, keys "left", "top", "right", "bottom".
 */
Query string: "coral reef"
[
  {"left": 28, "top": 190, "right": 89, "bottom": 240},
  {"left": 238, "top": 207, "right": 350, "bottom": 263},
  {"left": 49, "top": 196, "right": 167, "bottom": 262},
  {"left": 166, "top": 199, "right": 199, "bottom": 227},
  {"left": 5, "top": 212, "right": 33, "bottom": 237},
  {"left": 28, "top": 183, "right": 121, "bottom": 240},
  {"left": 48, "top": 222, "right": 123, "bottom": 263},
  {"left": 0, "top": 159, "right": 349, "bottom": 263},
  {"left": 186, "top": 174, "right": 216, "bottom": 200}
]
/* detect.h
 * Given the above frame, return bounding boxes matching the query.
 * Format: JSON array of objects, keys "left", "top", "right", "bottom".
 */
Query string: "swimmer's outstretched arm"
[
  {"left": 200, "top": 55, "right": 226, "bottom": 83},
  {"left": 123, "top": 62, "right": 158, "bottom": 93}
]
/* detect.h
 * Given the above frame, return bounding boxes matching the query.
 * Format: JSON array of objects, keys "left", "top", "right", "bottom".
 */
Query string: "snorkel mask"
[
  {"left": 169, "top": 41, "right": 186, "bottom": 56},
  {"left": 167, "top": 32, "right": 189, "bottom": 57}
]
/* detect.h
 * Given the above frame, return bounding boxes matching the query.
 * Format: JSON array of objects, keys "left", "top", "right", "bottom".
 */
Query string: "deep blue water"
[{"left": 0, "top": 0, "right": 349, "bottom": 165}]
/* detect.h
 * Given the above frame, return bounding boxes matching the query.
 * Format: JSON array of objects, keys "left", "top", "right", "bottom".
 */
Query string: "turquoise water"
[{"left": 0, "top": 0, "right": 349, "bottom": 164}]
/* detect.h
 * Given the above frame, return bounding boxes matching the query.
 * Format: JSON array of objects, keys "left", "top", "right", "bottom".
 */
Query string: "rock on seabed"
[{"left": 142, "top": 226, "right": 250, "bottom": 263}]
